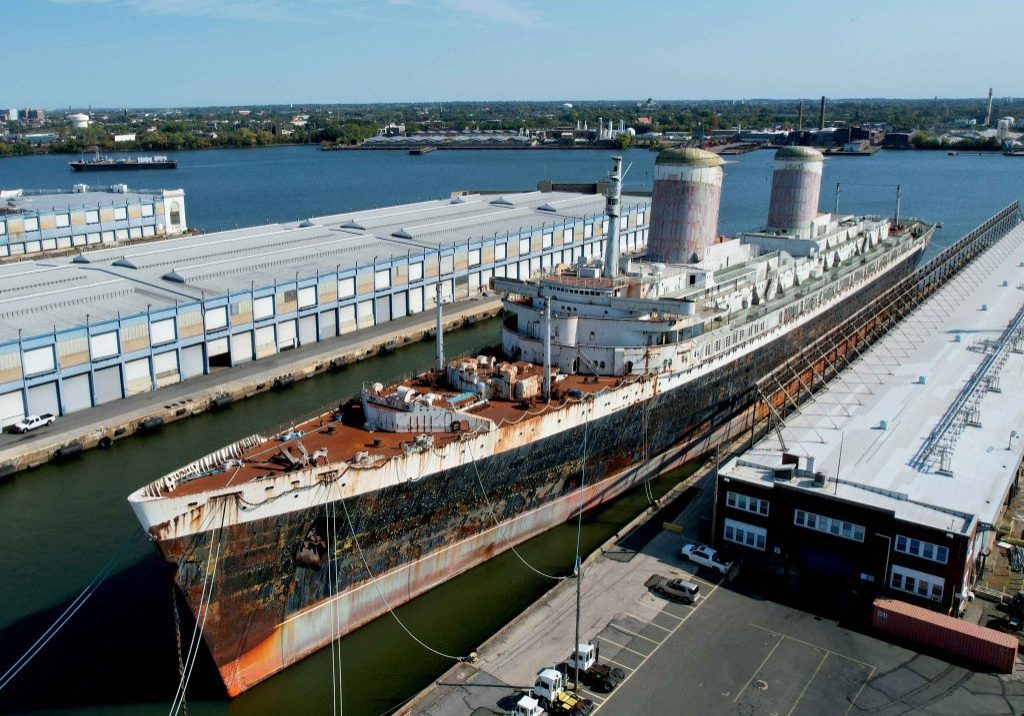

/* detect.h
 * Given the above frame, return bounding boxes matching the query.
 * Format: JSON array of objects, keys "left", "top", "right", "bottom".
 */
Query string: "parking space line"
[
  {"left": 843, "top": 665, "right": 876, "bottom": 716},
  {"left": 786, "top": 651, "right": 828, "bottom": 716},
  {"left": 593, "top": 579, "right": 720, "bottom": 714},
  {"left": 748, "top": 623, "right": 875, "bottom": 669},
  {"left": 626, "top": 613, "right": 672, "bottom": 632},
  {"left": 596, "top": 637, "right": 649, "bottom": 658},
  {"left": 655, "top": 609, "right": 683, "bottom": 622},
  {"left": 609, "top": 623, "right": 661, "bottom": 645},
  {"left": 733, "top": 634, "right": 784, "bottom": 703}
]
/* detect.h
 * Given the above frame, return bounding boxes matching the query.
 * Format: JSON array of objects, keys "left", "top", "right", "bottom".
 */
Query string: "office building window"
[
  {"left": 794, "top": 509, "right": 865, "bottom": 542},
  {"left": 726, "top": 491, "right": 769, "bottom": 516},
  {"left": 895, "top": 535, "right": 949, "bottom": 564},
  {"left": 890, "top": 564, "right": 943, "bottom": 602},
  {"left": 724, "top": 518, "right": 766, "bottom": 551}
]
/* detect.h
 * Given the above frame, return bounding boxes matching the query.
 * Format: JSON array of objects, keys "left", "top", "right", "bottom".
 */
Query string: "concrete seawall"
[{"left": 0, "top": 297, "right": 501, "bottom": 478}]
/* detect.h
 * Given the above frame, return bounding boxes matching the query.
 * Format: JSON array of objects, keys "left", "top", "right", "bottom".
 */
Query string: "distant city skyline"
[{"left": 5, "top": 0, "right": 1020, "bottom": 107}]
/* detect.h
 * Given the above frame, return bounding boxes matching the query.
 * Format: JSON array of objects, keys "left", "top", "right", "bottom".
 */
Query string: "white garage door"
[
  {"left": 207, "top": 337, "right": 229, "bottom": 357},
  {"left": 299, "top": 315, "right": 317, "bottom": 346},
  {"left": 231, "top": 332, "right": 253, "bottom": 364},
  {"left": 153, "top": 351, "right": 180, "bottom": 388},
  {"left": 0, "top": 390, "right": 25, "bottom": 427},
  {"left": 62, "top": 373, "right": 92, "bottom": 414},
  {"left": 318, "top": 310, "right": 337, "bottom": 340},
  {"left": 277, "top": 320, "right": 296, "bottom": 350},
  {"left": 27, "top": 382, "right": 60, "bottom": 416},
  {"left": 408, "top": 287, "right": 423, "bottom": 314},
  {"left": 255, "top": 326, "right": 276, "bottom": 359},
  {"left": 392, "top": 291, "right": 407, "bottom": 319},
  {"left": 93, "top": 366, "right": 122, "bottom": 404},
  {"left": 124, "top": 358, "right": 151, "bottom": 396},
  {"left": 180, "top": 345, "right": 204, "bottom": 378}
]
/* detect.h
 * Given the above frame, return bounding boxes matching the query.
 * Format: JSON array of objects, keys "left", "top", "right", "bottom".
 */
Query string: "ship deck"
[{"left": 163, "top": 369, "right": 625, "bottom": 498}]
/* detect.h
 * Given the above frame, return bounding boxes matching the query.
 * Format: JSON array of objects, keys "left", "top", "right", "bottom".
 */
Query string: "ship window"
[{"left": 690, "top": 275, "right": 696, "bottom": 285}]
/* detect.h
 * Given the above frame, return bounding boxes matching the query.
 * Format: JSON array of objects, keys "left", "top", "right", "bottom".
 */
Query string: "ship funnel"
[
  {"left": 602, "top": 156, "right": 623, "bottom": 278},
  {"left": 646, "top": 148, "right": 723, "bottom": 265},
  {"left": 767, "top": 146, "right": 824, "bottom": 234}
]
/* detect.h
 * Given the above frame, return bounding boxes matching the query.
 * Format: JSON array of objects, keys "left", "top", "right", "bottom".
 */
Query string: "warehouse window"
[
  {"left": 723, "top": 518, "right": 766, "bottom": 551},
  {"left": 890, "top": 565, "right": 943, "bottom": 602},
  {"left": 495, "top": 243, "right": 506, "bottom": 261},
  {"left": 726, "top": 491, "right": 769, "bottom": 516},
  {"left": 468, "top": 249, "right": 481, "bottom": 267},
  {"left": 519, "top": 237, "right": 531, "bottom": 255},
  {"left": 794, "top": 509, "right": 864, "bottom": 542},
  {"left": 895, "top": 535, "right": 949, "bottom": 564}
]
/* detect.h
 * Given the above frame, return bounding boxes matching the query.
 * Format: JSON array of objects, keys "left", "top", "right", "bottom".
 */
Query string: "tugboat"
[{"left": 69, "top": 151, "right": 177, "bottom": 172}]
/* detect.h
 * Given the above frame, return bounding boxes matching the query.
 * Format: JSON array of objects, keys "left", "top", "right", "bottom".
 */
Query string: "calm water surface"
[{"left": 0, "top": 147, "right": 1020, "bottom": 715}]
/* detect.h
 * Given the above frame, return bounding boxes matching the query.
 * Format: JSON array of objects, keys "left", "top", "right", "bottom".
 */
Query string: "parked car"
[
  {"left": 645, "top": 574, "right": 700, "bottom": 605},
  {"left": 9, "top": 413, "right": 56, "bottom": 434},
  {"left": 681, "top": 543, "right": 733, "bottom": 575}
]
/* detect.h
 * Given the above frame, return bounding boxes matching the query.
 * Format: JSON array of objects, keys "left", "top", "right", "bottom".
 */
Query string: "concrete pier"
[{"left": 0, "top": 296, "right": 500, "bottom": 477}]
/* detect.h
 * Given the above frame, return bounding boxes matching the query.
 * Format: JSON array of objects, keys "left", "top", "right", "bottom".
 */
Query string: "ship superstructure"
[{"left": 129, "top": 147, "right": 933, "bottom": 696}]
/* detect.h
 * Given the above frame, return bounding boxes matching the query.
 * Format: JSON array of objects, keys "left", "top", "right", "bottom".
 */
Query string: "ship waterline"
[{"left": 141, "top": 234, "right": 925, "bottom": 694}]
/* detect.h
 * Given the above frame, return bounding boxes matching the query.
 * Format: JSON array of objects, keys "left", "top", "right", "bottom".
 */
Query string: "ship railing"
[{"left": 151, "top": 433, "right": 267, "bottom": 496}]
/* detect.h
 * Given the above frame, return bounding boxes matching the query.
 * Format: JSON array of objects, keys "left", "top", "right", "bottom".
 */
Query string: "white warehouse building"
[{"left": 0, "top": 190, "right": 651, "bottom": 426}]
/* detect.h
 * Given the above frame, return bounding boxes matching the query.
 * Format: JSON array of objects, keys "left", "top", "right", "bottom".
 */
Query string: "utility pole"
[
  {"left": 894, "top": 185, "right": 902, "bottom": 229},
  {"left": 574, "top": 553, "right": 582, "bottom": 693}
]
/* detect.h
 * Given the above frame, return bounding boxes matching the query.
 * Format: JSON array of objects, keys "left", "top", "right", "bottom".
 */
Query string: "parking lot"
[
  {"left": 407, "top": 479, "right": 1024, "bottom": 716},
  {"left": 596, "top": 580, "right": 1024, "bottom": 716}
]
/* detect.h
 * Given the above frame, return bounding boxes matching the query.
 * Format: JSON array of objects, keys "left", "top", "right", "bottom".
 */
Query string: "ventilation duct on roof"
[
  {"left": 298, "top": 219, "right": 316, "bottom": 228},
  {"left": 538, "top": 203, "right": 557, "bottom": 212},
  {"left": 490, "top": 196, "right": 514, "bottom": 207},
  {"left": 72, "top": 253, "right": 90, "bottom": 264},
  {"left": 450, "top": 196, "right": 466, "bottom": 205},
  {"left": 392, "top": 228, "right": 414, "bottom": 239},
  {"left": 113, "top": 257, "right": 137, "bottom": 269},
  {"left": 163, "top": 270, "right": 185, "bottom": 283},
  {"left": 341, "top": 219, "right": 366, "bottom": 230}
]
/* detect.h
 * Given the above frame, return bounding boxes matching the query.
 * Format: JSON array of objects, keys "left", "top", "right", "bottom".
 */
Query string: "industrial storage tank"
[
  {"left": 646, "top": 148, "right": 724, "bottom": 265},
  {"left": 767, "top": 146, "right": 824, "bottom": 234}
]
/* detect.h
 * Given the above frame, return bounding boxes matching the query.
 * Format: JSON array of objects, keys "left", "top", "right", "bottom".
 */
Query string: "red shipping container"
[{"left": 872, "top": 598, "right": 1018, "bottom": 673}]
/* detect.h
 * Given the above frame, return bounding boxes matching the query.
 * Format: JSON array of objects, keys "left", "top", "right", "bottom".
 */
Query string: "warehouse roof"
[
  {"left": 0, "top": 191, "right": 648, "bottom": 342},
  {"left": 721, "top": 221, "right": 1024, "bottom": 535},
  {"left": 0, "top": 186, "right": 177, "bottom": 215}
]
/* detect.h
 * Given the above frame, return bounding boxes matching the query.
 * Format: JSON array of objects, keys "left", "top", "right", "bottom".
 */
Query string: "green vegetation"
[
  {"left": 2, "top": 98, "right": 1020, "bottom": 156},
  {"left": 614, "top": 133, "right": 634, "bottom": 150},
  {"left": 910, "top": 131, "right": 1002, "bottom": 151}
]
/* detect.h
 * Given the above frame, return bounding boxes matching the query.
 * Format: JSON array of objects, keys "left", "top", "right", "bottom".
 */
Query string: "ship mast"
[
  {"left": 602, "top": 156, "right": 623, "bottom": 279},
  {"left": 435, "top": 281, "right": 444, "bottom": 373},
  {"left": 543, "top": 296, "right": 552, "bottom": 400}
]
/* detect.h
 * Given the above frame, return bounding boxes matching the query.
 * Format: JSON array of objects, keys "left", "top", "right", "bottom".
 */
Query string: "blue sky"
[{"left": 5, "top": 0, "right": 1020, "bottom": 107}]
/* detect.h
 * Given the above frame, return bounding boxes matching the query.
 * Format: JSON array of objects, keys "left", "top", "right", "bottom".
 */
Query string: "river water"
[{"left": 0, "top": 147, "right": 1021, "bottom": 716}]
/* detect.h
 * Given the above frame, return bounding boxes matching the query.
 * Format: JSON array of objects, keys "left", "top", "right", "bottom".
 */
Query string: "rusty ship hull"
[{"left": 150, "top": 242, "right": 925, "bottom": 696}]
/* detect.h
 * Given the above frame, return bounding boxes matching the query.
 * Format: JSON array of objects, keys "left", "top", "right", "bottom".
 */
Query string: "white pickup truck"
[
  {"left": 9, "top": 413, "right": 56, "bottom": 434},
  {"left": 681, "top": 543, "right": 733, "bottom": 575}
]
